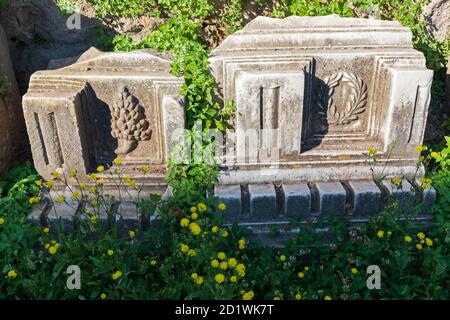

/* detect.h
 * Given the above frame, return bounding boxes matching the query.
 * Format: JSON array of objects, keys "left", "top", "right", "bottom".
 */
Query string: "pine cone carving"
[{"left": 111, "top": 87, "right": 152, "bottom": 154}]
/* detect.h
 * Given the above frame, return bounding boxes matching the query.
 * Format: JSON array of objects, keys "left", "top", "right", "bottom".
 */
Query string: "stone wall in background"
[
  {"left": 422, "top": 0, "right": 450, "bottom": 43},
  {"left": 0, "top": 24, "right": 25, "bottom": 172}
]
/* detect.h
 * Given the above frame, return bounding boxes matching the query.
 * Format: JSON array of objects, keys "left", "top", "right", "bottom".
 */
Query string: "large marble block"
[
  {"left": 23, "top": 48, "right": 185, "bottom": 195},
  {"left": 0, "top": 24, "right": 25, "bottom": 172},
  {"left": 209, "top": 15, "right": 433, "bottom": 184}
]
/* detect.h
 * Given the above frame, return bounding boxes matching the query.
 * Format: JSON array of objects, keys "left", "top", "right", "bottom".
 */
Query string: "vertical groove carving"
[
  {"left": 34, "top": 112, "right": 49, "bottom": 166},
  {"left": 47, "top": 112, "right": 64, "bottom": 166}
]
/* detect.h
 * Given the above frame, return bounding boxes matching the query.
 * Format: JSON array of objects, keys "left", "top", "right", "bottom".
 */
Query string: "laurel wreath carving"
[
  {"left": 111, "top": 87, "right": 152, "bottom": 155},
  {"left": 315, "top": 72, "right": 368, "bottom": 126}
]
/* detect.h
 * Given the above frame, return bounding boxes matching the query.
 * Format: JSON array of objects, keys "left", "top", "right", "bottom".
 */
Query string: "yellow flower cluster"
[
  {"left": 297, "top": 266, "right": 309, "bottom": 279},
  {"left": 191, "top": 273, "right": 204, "bottom": 285},
  {"left": 367, "top": 146, "right": 377, "bottom": 155},
  {"left": 112, "top": 271, "right": 123, "bottom": 280},
  {"left": 48, "top": 241, "right": 59, "bottom": 255},
  {"left": 419, "top": 177, "right": 432, "bottom": 190},
  {"left": 197, "top": 202, "right": 207, "bottom": 212},
  {"left": 242, "top": 291, "right": 254, "bottom": 300},
  {"left": 189, "top": 222, "right": 201, "bottom": 235},
  {"left": 239, "top": 239, "right": 246, "bottom": 250},
  {"left": 29, "top": 196, "right": 41, "bottom": 205},
  {"left": 415, "top": 145, "right": 428, "bottom": 152},
  {"left": 7, "top": 270, "right": 17, "bottom": 279}
]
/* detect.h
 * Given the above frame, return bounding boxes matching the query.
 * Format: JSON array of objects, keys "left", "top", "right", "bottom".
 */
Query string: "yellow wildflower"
[
  {"left": 79, "top": 183, "right": 86, "bottom": 190},
  {"left": 295, "top": 293, "right": 302, "bottom": 300},
  {"left": 70, "top": 170, "right": 77, "bottom": 177},
  {"left": 211, "top": 259, "right": 220, "bottom": 268},
  {"left": 89, "top": 173, "right": 97, "bottom": 180},
  {"left": 91, "top": 199, "right": 98, "bottom": 207},
  {"left": 187, "top": 249, "right": 197, "bottom": 257},
  {"left": 239, "top": 239, "right": 246, "bottom": 250},
  {"left": 367, "top": 146, "right": 377, "bottom": 155},
  {"left": 100, "top": 293, "right": 106, "bottom": 299},
  {"left": 230, "top": 276, "right": 237, "bottom": 283},
  {"left": 129, "top": 230, "right": 136, "bottom": 238},
  {"left": 142, "top": 165, "right": 150, "bottom": 174},
  {"left": 195, "top": 276, "right": 204, "bottom": 285},
  {"left": 218, "top": 202, "right": 226, "bottom": 211},
  {"left": 90, "top": 216, "right": 97, "bottom": 224},
  {"left": 298, "top": 272, "right": 305, "bottom": 279},
  {"left": 113, "top": 157, "right": 122, "bottom": 165},
  {"left": 112, "top": 271, "right": 123, "bottom": 280},
  {"left": 228, "top": 258, "right": 237, "bottom": 268},
  {"left": 431, "top": 152, "right": 439, "bottom": 159},
  {"left": 46, "top": 181, "right": 54, "bottom": 188},
  {"left": 215, "top": 274, "right": 225, "bottom": 284},
  {"left": 190, "top": 207, "right": 197, "bottom": 213},
  {"left": 377, "top": 230, "right": 384, "bottom": 238},
  {"left": 48, "top": 245, "right": 58, "bottom": 255},
  {"left": 351, "top": 268, "right": 358, "bottom": 274},
  {"left": 236, "top": 264, "right": 246, "bottom": 277},
  {"left": 279, "top": 255, "right": 286, "bottom": 262},
  {"left": 273, "top": 297, "right": 281, "bottom": 300},
  {"left": 129, "top": 180, "right": 136, "bottom": 188},
  {"left": 221, "top": 230, "right": 229, "bottom": 238},
  {"left": 391, "top": 177, "right": 401, "bottom": 186},
  {"left": 197, "top": 202, "right": 207, "bottom": 212},
  {"left": 7, "top": 270, "right": 17, "bottom": 279},
  {"left": 324, "top": 296, "right": 332, "bottom": 300},
  {"left": 150, "top": 260, "right": 157, "bottom": 266},
  {"left": 191, "top": 212, "right": 198, "bottom": 220},
  {"left": 404, "top": 236, "right": 412, "bottom": 242},
  {"left": 97, "top": 165, "right": 105, "bottom": 173},
  {"left": 43, "top": 227, "right": 49, "bottom": 233},
  {"left": 220, "top": 262, "right": 229, "bottom": 270},
  {"left": 425, "top": 238, "right": 433, "bottom": 247},
  {"left": 191, "top": 273, "right": 198, "bottom": 280},
  {"left": 72, "top": 191, "right": 81, "bottom": 199},
  {"left": 417, "top": 232, "right": 425, "bottom": 240},
  {"left": 57, "top": 196, "right": 65, "bottom": 203},
  {"left": 180, "top": 244, "right": 189, "bottom": 253},
  {"left": 217, "top": 252, "right": 226, "bottom": 260},
  {"left": 189, "top": 222, "right": 201, "bottom": 235},
  {"left": 107, "top": 249, "right": 114, "bottom": 256},
  {"left": 242, "top": 291, "right": 254, "bottom": 300},
  {"left": 35, "top": 179, "right": 43, "bottom": 187},
  {"left": 51, "top": 171, "right": 60, "bottom": 179},
  {"left": 211, "top": 226, "right": 218, "bottom": 233},
  {"left": 180, "top": 218, "right": 190, "bottom": 227},
  {"left": 416, "top": 243, "right": 423, "bottom": 250}
]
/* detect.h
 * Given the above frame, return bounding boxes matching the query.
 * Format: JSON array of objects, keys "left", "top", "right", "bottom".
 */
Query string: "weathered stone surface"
[
  {"left": 423, "top": 0, "right": 450, "bottom": 42},
  {"left": 381, "top": 179, "right": 416, "bottom": 211},
  {"left": 214, "top": 184, "right": 242, "bottom": 223},
  {"left": 0, "top": 24, "right": 25, "bottom": 172},
  {"left": 248, "top": 184, "right": 277, "bottom": 220},
  {"left": 347, "top": 180, "right": 382, "bottom": 215},
  {"left": 210, "top": 15, "right": 433, "bottom": 185},
  {"left": 314, "top": 182, "right": 347, "bottom": 215},
  {"left": 282, "top": 183, "right": 311, "bottom": 218},
  {"left": 23, "top": 48, "right": 185, "bottom": 198}
]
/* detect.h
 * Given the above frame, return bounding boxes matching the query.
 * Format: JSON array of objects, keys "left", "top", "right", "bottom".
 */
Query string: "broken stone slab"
[
  {"left": 313, "top": 182, "right": 347, "bottom": 215},
  {"left": 282, "top": 183, "right": 311, "bottom": 218},
  {"left": 346, "top": 180, "right": 382, "bottom": 215},
  {"left": 22, "top": 47, "right": 185, "bottom": 199},
  {"left": 209, "top": 15, "right": 433, "bottom": 184},
  {"left": 248, "top": 184, "right": 277, "bottom": 221},
  {"left": 214, "top": 184, "right": 242, "bottom": 223},
  {"left": 380, "top": 179, "right": 417, "bottom": 211},
  {"left": 0, "top": 24, "right": 25, "bottom": 172}
]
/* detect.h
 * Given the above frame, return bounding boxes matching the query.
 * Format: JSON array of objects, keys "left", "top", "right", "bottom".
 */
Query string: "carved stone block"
[
  {"left": 23, "top": 48, "right": 185, "bottom": 196},
  {"left": 210, "top": 15, "right": 433, "bottom": 184}
]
